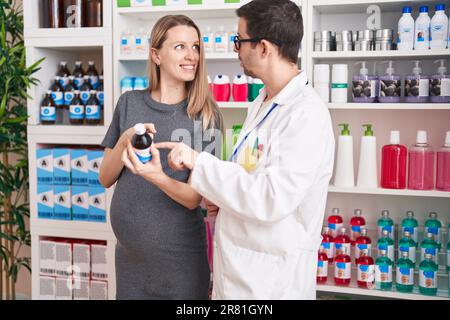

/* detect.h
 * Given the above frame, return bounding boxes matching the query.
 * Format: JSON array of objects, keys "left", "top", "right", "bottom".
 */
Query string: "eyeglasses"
[{"left": 233, "top": 35, "right": 283, "bottom": 50}]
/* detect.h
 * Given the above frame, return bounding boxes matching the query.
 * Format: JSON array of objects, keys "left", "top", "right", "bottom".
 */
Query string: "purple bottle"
[
  {"left": 378, "top": 61, "right": 401, "bottom": 103},
  {"left": 352, "top": 61, "right": 378, "bottom": 103},
  {"left": 405, "top": 61, "right": 430, "bottom": 103},
  {"left": 430, "top": 59, "right": 450, "bottom": 103}
]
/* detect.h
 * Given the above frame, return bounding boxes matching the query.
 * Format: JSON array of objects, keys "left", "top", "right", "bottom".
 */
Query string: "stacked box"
[
  {"left": 73, "top": 241, "right": 91, "bottom": 280},
  {"left": 91, "top": 242, "right": 108, "bottom": 281},
  {"left": 89, "top": 187, "right": 106, "bottom": 222},
  {"left": 54, "top": 185, "right": 72, "bottom": 220},
  {"left": 88, "top": 150, "right": 104, "bottom": 187},
  {"left": 39, "top": 276, "right": 56, "bottom": 300},
  {"left": 37, "top": 184, "right": 54, "bottom": 219},
  {"left": 39, "top": 238, "right": 56, "bottom": 276},
  {"left": 72, "top": 186, "right": 89, "bottom": 221},
  {"left": 37, "top": 149, "right": 53, "bottom": 185},
  {"left": 53, "top": 149, "right": 71, "bottom": 185},
  {"left": 55, "top": 277, "right": 72, "bottom": 300},
  {"left": 90, "top": 280, "right": 108, "bottom": 300},
  {"left": 71, "top": 149, "right": 88, "bottom": 186},
  {"left": 55, "top": 239, "right": 72, "bottom": 278}
]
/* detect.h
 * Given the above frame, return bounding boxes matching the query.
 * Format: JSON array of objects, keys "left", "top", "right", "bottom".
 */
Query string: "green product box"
[
  {"left": 188, "top": 0, "right": 202, "bottom": 4},
  {"left": 225, "top": 0, "right": 240, "bottom": 3},
  {"left": 152, "top": 0, "right": 166, "bottom": 5},
  {"left": 117, "top": 0, "right": 131, "bottom": 7}
]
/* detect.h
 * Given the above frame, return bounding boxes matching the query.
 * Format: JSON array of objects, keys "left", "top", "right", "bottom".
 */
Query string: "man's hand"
[
  {"left": 204, "top": 198, "right": 219, "bottom": 217},
  {"left": 155, "top": 142, "right": 199, "bottom": 171}
]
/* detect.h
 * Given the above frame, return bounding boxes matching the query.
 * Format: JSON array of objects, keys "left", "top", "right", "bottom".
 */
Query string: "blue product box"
[
  {"left": 88, "top": 150, "right": 104, "bottom": 187},
  {"left": 53, "top": 185, "right": 72, "bottom": 220},
  {"left": 37, "top": 149, "right": 53, "bottom": 185},
  {"left": 89, "top": 187, "right": 106, "bottom": 223},
  {"left": 37, "top": 184, "right": 54, "bottom": 219},
  {"left": 71, "top": 149, "right": 88, "bottom": 185},
  {"left": 72, "top": 186, "right": 89, "bottom": 221},
  {"left": 53, "top": 149, "right": 71, "bottom": 185}
]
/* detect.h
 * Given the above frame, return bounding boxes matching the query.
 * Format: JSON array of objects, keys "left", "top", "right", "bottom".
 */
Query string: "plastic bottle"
[
  {"left": 334, "top": 244, "right": 351, "bottom": 286},
  {"left": 314, "top": 64, "right": 330, "bottom": 103},
  {"left": 50, "top": 76, "right": 64, "bottom": 123},
  {"left": 331, "top": 64, "right": 348, "bottom": 103},
  {"left": 135, "top": 28, "right": 149, "bottom": 55},
  {"left": 321, "top": 226, "right": 335, "bottom": 263},
  {"left": 121, "top": 29, "right": 134, "bottom": 55},
  {"left": 398, "top": 230, "right": 417, "bottom": 266},
  {"left": 430, "top": 59, "right": 450, "bottom": 103},
  {"left": 333, "top": 123, "right": 354, "bottom": 187},
  {"left": 420, "top": 232, "right": 439, "bottom": 263},
  {"left": 352, "top": 61, "right": 377, "bottom": 103},
  {"left": 86, "top": 61, "right": 99, "bottom": 90},
  {"left": 377, "top": 210, "right": 394, "bottom": 239},
  {"left": 121, "top": 77, "right": 134, "bottom": 94},
  {"left": 69, "top": 90, "right": 84, "bottom": 125},
  {"left": 378, "top": 61, "right": 401, "bottom": 103},
  {"left": 86, "top": 0, "right": 102, "bottom": 28},
  {"left": 357, "top": 248, "right": 375, "bottom": 289},
  {"left": 327, "top": 208, "right": 344, "bottom": 238},
  {"left": 203, "top": 26, "right": 214, "bottom": 53},
  {"left": 214, "top": 26, "right": 228, "bottom": 53},
  {"left": 401, "top": 211, "right": 419, "bottom": 244},
  {"left": 415, "top": 6, "right": 431, "bottom": 50},
  {"left": 397, "top": 6, "right": 415, "bottom": 51},
  {"left": 425, "top": 212, "right": 443, "bottom": 249},
  {"left": 40, "top": 91, "right": 56, "bottom": 125},
  {"left": 80, "top": 75, "right": 92, "bottom": 105},
  {"left": 350, "top": 209, "right": 366, "bottom": 246},
  {"left": 378, "top": 229, "right": 395, "bottom": 262},
  {"left": 57, "top": 61, "right": 71, "bottom": 89},
  {"left": 430, "top": 4, "right": 449, "bottom": 49},
  {"left": 96, "top": 75, "right": 104, "bottom": 107},
  {"left": 381, "top": 130, "right": 407, "bottom": 189},
  {"left": 355, "top": 227, "right": 372, "bottom": 263},
  {"left": 408, "top": 130, "right": 435, "bottom": 190},
  {"left": 437, "top": 131, "right": 450, "bottom": 191},
  {"left": 396, "top": 249, "right": 415, "bottom": 293},
  {"left": 72, "top": 61, "right": 85, "bottom": 89},
  {"left": 212, "top": 75, "right": 231, "bottom": 102},
  {"left": 317, "top": 248, "right": 329, "bottom": 284},
  {"left": 248, "top": 78, "right": 264, "bottom": 102},
  {"left": 357, "top": 124, "right": 378, "bottom": 188},
  {"left": 86, "top": 90, "right": 101, "bottom": 125},
  {"left": 419, "top": 253, "right": 438, "bottom": 296},
  {"left": 63, "top": 75, "right": 76, "bottom": 125},
  {"left": 134, "top": 77, "right": 147, "bottom": 91},
  {"left": 375, "top": 249, "right": 393, "bottom": 290},
  {"left": 132, "top": 123, "right": 153, "bottom": 164},
  {"left": 335, "top": 227, "right": 351, "bottom": 258},
  {"left": 232, "top": 75, "right": 248, "bottom": 102},
  {"left": 405, "top": 61, "right": 430, "bottom": 103},
  {"left": 229, "top": 27, "right": 237, "bottom": 53}
]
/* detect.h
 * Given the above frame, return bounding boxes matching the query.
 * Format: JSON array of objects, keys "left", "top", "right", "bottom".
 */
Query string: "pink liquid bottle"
[
  {"left": 356, "top": 248, "right": 375, "bottom": 289},
  {"left": 232, "top": 74, "right": 248, "bottom": 102},
  {"left": 327, "top": 208, "right": 344, "bottom": 238},
  {"left": 408, "top": 130, "right": 435, "bottom": 190},
  {"left": 335, "top": 227, "right": 351, "bottom": 258},
  {"left": 212, "top": 75, "right": 231, "bottom": 102},
  {"left": 334, "top": 244, "right": 351, "bottom": 286},
  {"left": 350, "top": 209, "right": 366, "bottom": 246},
  {"left": 355, "top": 227, "right": 372, "bottom": 263},
  {"left": 317, "top": 248, "right": 329, "bottom": 284},
  {"left": 436, "top": 131, "right": 450, "bottom": 191},
  {"left": 321, "top": 226, "right": 335, "bottom": 263},
  {"left": 381, "top": 130, "right": 407, "bottom": 189}
]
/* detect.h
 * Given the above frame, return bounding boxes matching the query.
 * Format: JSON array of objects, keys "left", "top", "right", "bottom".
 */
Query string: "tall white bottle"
[
  {"left": 357, "top": 124, "right": 378, "bottom": 188},
  {"left": 334, "top": 123, "right": 355, "bottom": 187},
  {"left": 415, "top": 6, "right": 431, "bottom": 50},
  {"left": 398, "top": 6, "right": 415, "bottom": 51},
  {"left": 430, "top": 4, "right": 449, "bottom": 49}
]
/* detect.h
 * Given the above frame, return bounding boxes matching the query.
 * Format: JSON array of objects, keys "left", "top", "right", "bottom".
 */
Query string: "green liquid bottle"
[
  {"left": 425, "top": 212, "right": 442, "bottom": 249},
  {"left": 420, "top": 232, "right": 438, "bottom": 264},
  {"left": 396, "top": 250, "right": 415, "bottom": 293},
  {"left": 401, "top": 211, "right": 419, "bottom": 243},
  {"left": 419, "top": 253, "right": 438, "bottom": 296},
  {"left": 398, "top": 231, "right": 417, "bottom": 266},
  {"left": 378, "top": 229, "right": 395, "bottom": 262},
  {"left": 377, "top": 210, "right": 394, "bottom": 239},
  {"left": 375, "top": 249, "right": 393, "bottom": 290}
]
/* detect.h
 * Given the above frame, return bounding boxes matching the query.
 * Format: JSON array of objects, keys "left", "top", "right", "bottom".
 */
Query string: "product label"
[
  {"left": 86, "top": 105, "right": 100, "bottom": 120},
  {"left": 41, "top": 107, "right": 56, "bottom": 121},
  {"left": 399, "top": 246, "right": 417, "bottom": 263},
  {"left": 51, "top": 92, "right": 64, "bottom": 106},
  {"left": 321, "top": 242, "right": 335, "bottom": 259},
  {"left": 134, "top": 147, "right": 152, "bottom": 164},
  {"left": 335, "top": 262, "right": 351, "bottom": 279},
  {"left": 378, "top": 244, "right": 394, "bottom": 262},
  {"left": 419, "top": 79, "right": 430, "bottom": 97},
  {"left": 351, "top": 225, "right": 363, "bottom": 241},
  {"left": 416, "top": 24, "right": 430, "bottom": 42},
  {"left": 431, "top": 24, "right": 446, "bottom": 41},
  {"left": 80, "top": 91, "right": 90, "bottom": 104},
  {"left": 378, "top": 225, "right": 393, "bottom": 239},
  {"left": 357, "top": 264, "right": 375, "bottom": 283},
  {"left": 402, "top": 226, "right": 419, "bottom": 243},
  {"left": 421, "top": 247, "right": 437, "bottom": 263},
  {"left": 442, "top": 79, "right": 450, "bottom": 97},
  {"left": 328, "top": 223, "right": 343, "bottom": 237},
  {"left": 379, "top": 80, "right": 401, "bottom": 98},
  {"left": 89, "top": 76, "right": 99, "bottom": 90},
  {"left": 396, "top": 266, "right": 414, "bottom": 285},
  {"left": 37, "top": 150, "right": 53, "bottom": 184},
  {"left": 64, "top": 91, "right": 74, "bottom": 105},
  {"left": 335, "top": 243, "right": 351, "bottom": 256},
  {"left": 59, "top": 77, "right": 69, "bottom": 89},
  {"left": 419, "top": 270, "right": 437, "bottom": 288},
  {"left": 375, "top": 265, "right": 392, "bottom": 283},
  {"left": 447, "top": 249, "right": 450, "bottom": 268},
  {"left": 317, "top": 260, "right": 328, "bottom": 278},
  {"left": 426, "top": 227, "right": 442, "bottom": 245},
  {"left": 355, "top": 243, "right": 372, "bottom": 260},
  {"left": 331, "top": 83, "right": 348, "bottom": 89},
  {"left": 96, "top": 91, "right": 104, "bottom": 105},
  {"left": 74, "top": 77, "right": 84, "bottom": 89},
  {"left": 70, "top": 105, "right": 85, "bottom": 120}
]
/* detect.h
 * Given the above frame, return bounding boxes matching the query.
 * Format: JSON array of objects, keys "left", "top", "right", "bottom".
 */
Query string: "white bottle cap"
[
  {"left": 314, "top": 64, "right": 330, "bottom": 84},
  {"left": 134, "top": 123, "right": 146, "bottom": 135},
  {"left": 445, "top": 131, "right": 450, "bottom": 146},
  {"left": 416, "top": 130, "right": 427, "bottom": 144},
  {"left": 390, "top": 130, "right": 400, "bottom": 144}
]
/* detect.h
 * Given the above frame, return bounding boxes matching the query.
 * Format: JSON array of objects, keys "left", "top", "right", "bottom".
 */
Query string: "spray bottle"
[
  {"left": 405, "top": 61, "right": 430, "bottom": 103},
  {"left": 430, "top": 59, "right": 450, "bottom": 103},
  {"left": 352, "top": 61, "right": 378, "bottom": 103},
  {"left": 378, "top": 61, "right": 401, "bottom": 103}
]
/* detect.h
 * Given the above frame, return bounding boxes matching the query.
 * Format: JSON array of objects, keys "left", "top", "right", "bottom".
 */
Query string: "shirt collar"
[{"left": 269, "top": 71, "right": 309, "bottom": 107}]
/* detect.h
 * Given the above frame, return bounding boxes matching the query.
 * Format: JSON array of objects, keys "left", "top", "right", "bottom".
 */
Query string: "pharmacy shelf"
[
  {"left": 30, "top": 222, "right": 115, "bottom": 241},
  {"left": 28, "top": 125, "right": 109, "bottom": 137},
  {"left": 25, "top": 28, "right": 112, "bottom": 40},
  {"left": 311, "top": 49, "right": 450, "bottom": 60},
  {"left": 328, "top": 103, "right": 450, "bottom": 110},
  {"left": 118, "top": 52, "right": 302, "bottom": 61},
  {"left": 328, "top": 186, "right": 450, "bottom": 198},
  {"left": 217, "top": 102, "right": 250, "bottom": 109}
]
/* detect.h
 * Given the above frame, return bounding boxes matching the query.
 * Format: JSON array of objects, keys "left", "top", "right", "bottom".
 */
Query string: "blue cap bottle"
[{"left": 420, "top": 6, "right": 429, "bottom": 13}]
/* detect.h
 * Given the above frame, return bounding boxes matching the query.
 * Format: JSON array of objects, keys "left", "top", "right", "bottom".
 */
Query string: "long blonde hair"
[{"left": 148, "top": 15, "right": 219, "bottom": 130}]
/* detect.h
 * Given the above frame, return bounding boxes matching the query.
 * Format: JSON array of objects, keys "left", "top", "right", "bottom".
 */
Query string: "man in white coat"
[{"left": 150, "top": 0, "right": 334, "bottom": 299}]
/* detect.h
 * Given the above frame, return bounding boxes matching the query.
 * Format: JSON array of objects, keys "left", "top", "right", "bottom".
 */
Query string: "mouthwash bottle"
[
  {"left": 335, "top": 227, "right": 351, "bottom": 258},
  {"left": 420, "top": 232, "right": 439, "bottom": 263},
  {"left": 398, "top": 231, "right": 417, "bottom": 266},
  {"left": 132, "top": 123, "right": 152, "bottom": 163},
  {"left": 334, "top": 244, "right": 351, "bottom": 286},
  {"left": 425, "top": 212, "right": 442, "bottom": 249},
  {"left": 357, "top": 248, "right": 375, "bottom": 289},
  {"left": 327, "top": 208, "right": 344, "bottom": 238},
  {"left": 396, "top": 250, "right": 415, "bottom": 293},
  {"left": 377, "top": 209, "right": 394, "bottom": 239},
  {"left": 321, "top": 226, "right": 335, "bottom": 263},
  {"left": 419, "top": 253, "right": 438, "bottom": 296},
  {"left": 317, "top": 248, "right": 329, "bottom": 284},
  {"left": 375, "top": 249, "right": 393, "bottom": 290},
  {"left": 355, "top": 227, "right": 372, "bottom": 263},
  {"left": 350, "top": 209, "right": 366, "bottom": 246},
  {"left": 401, "top": 211, "right": 419, "bottom": 244},
  {"left": 378, "top": 229, "right": 395, "bottom": 262}
]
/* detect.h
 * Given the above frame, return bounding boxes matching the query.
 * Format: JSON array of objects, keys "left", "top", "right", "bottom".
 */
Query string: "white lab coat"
[{"left": 191, "top": 71, "right": 335, "bottom": 299}]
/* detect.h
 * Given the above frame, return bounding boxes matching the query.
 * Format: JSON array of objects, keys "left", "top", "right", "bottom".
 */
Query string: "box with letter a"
[
  {"left": 53, "top": 149, "right": 71, "bottom": 185},
  {"left": 71, "top": 149, "right": 88, "bottom": 185},
  {"left": 54, "top": 185, "right": 72, "bottom": 220},
  {"left": 38, "top": 184, "right": 54, "bottom": 219},
  {"left": 88, "top": 150, "right": 104, "bottom": 187},
  {"left": 72, "top": 186, "right": 89, "bottom": 221},
  {"left": 37, "top": 149, "right": 53, "bottom": 185},
  {"left": 89, "top": 187, "right": 106, "bottom": 223}
]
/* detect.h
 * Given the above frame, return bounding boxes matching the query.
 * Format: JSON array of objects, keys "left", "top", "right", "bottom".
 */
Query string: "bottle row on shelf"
[{"left": 40, "top": 0, "right": 103, "bottom": 29}]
